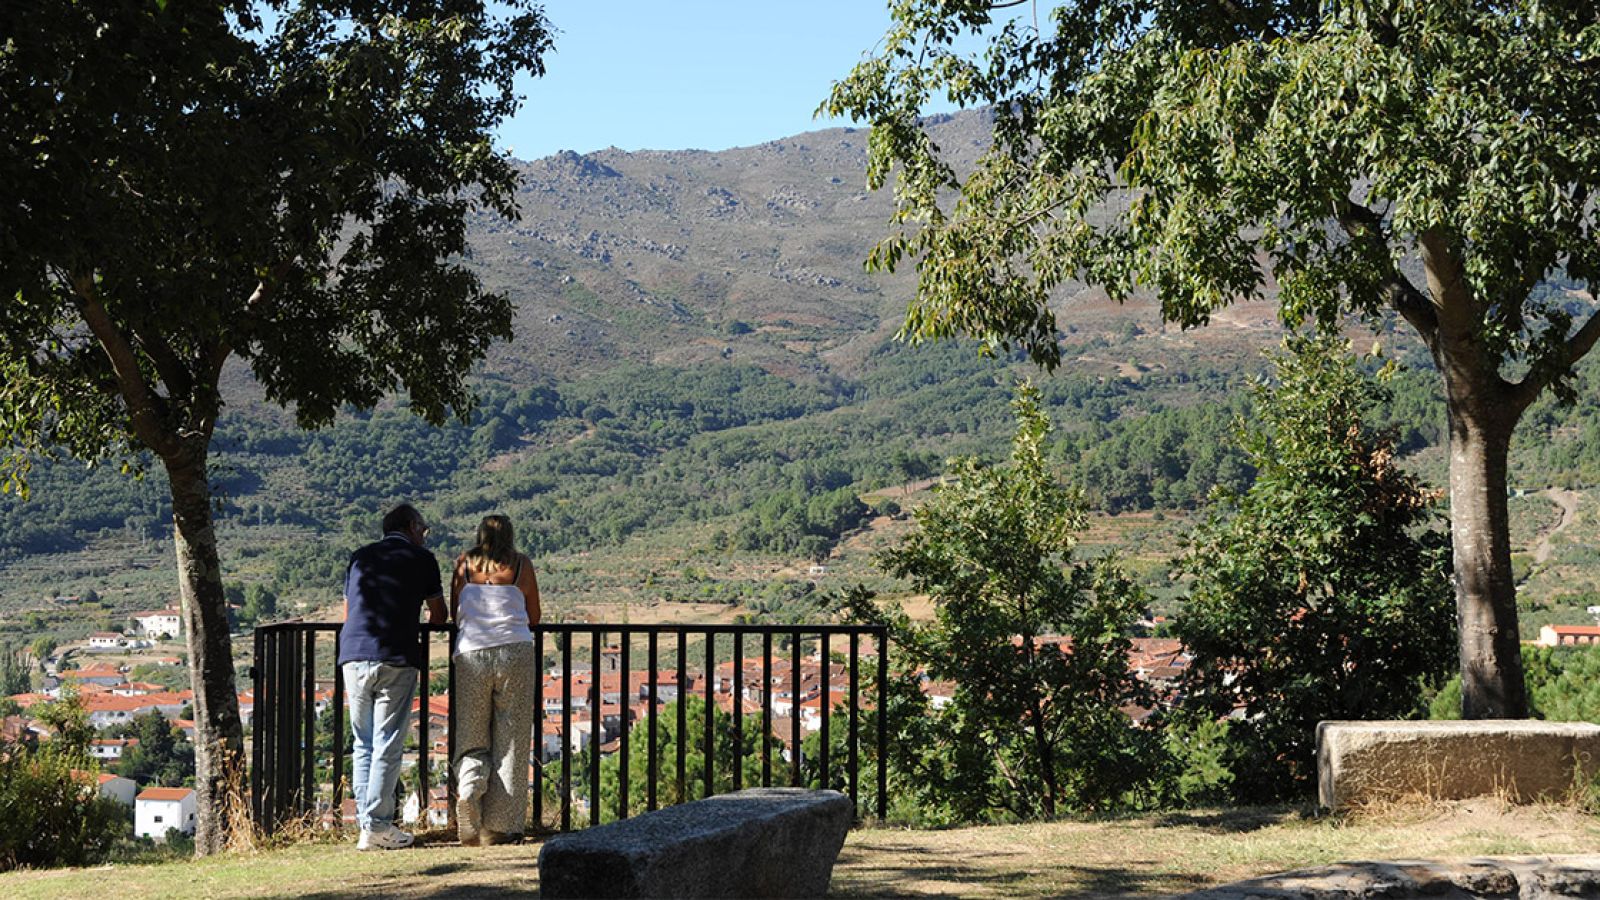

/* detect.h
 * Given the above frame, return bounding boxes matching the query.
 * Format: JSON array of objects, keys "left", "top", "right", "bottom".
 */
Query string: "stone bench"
[
  {"left": 1318, "top": 720, "right": 1600, "bottom": 809},
  {"left": 537, "top": 788, "right": 854, "bottom": 899}
]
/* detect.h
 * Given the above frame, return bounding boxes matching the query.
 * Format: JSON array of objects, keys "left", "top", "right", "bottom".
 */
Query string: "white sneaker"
[{"left": 357, "top": 823, "right": 415, "bottom": 851}]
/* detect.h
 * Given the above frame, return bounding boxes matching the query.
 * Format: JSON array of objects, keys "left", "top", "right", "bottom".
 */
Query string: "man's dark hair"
[{"left": 381, "top": 503, "right": 421, "bottom": 536}]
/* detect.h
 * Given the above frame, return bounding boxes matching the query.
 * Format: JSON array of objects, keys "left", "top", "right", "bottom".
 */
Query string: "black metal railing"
[{"left": 250, "top": 621, "right": 889, "bottom": 835}]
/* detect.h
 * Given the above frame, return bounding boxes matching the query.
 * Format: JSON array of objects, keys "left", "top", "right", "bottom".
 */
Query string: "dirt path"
[{"left": 1533, "top": 488, "right": 1581, "bottom": 565}]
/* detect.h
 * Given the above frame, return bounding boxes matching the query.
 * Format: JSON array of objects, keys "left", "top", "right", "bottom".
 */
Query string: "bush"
[{"left": 0, "top": 698, "right": 126, "bottom": 871}]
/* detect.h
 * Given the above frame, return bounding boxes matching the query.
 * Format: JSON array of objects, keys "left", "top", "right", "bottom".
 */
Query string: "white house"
[
  {"left": 87, "top": 633, "right": 123, "bottom": 650},
  {"left": 402, "top": 786, "right": 449, "bottom": 827},
  {"left": 133, "top": 609, "right": 182, "bottom": 640},
  {"left": 1537, "top": 624, "right": 1600, "bottom": 647},
  {"left": 89, "top": 737, "right": 139, "bottom": 760},
  {"left": 135, "top": 787, "right": 196, "bottom": 840}
]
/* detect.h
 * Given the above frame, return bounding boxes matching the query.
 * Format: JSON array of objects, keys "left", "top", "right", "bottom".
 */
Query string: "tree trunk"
[
  {"left": 165, "top": 444, "right": 247, "bottom": 855},
  {"left": 1440, "top": 366, "right": 1528, "bottom": 718}
]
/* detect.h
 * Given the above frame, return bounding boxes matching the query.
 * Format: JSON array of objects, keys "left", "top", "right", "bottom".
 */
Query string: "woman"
[{"left": 450, "top": 514, "right": 541, "bottom": 846}]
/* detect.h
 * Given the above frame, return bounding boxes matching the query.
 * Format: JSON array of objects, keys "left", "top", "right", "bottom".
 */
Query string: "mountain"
[{"left": 6, "top": 111, "right": 1599, "bottom": 645}]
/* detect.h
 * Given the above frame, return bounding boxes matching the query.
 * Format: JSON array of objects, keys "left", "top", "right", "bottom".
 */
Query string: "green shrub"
[{"left": 0, "top": 746, "right": 126, "bottom": 870}]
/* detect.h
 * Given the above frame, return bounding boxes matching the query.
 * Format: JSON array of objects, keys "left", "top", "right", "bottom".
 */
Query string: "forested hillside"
[{"left": 3, "top": 111, "right": 1599, "bottom": 644}]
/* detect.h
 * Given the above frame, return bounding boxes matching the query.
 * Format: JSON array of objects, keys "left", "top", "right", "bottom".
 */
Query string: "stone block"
[
  {"left": 538, "top": 787, "right": 854, "bottom": 899},
  {"left": 1318, "top": 720, "right": 1600, "bottom": 809}
]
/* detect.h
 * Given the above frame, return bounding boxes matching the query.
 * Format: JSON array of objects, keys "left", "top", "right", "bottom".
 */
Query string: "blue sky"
[{"left": 500, "top": 1, "right": 923, "bottom": 161}]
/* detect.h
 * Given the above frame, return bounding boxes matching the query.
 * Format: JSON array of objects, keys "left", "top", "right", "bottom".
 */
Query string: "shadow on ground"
[
  {"left": 1152, "top": 806, "right": 1303, "bottom": 834},
  {"left": 831, "top": 843, "right": 1210, "bottom": 898}
]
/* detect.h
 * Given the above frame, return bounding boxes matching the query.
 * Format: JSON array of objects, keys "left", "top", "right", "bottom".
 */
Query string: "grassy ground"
[{"left": 5, "top": 802, "right": 1598, "bottom": 899}]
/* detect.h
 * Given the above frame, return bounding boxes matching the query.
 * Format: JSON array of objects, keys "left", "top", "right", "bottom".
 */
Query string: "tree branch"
[
  {"left": 1334, "top": 200, "right": 1439, "bottom": 342},
  {"left": 1510, "top": 309, "right": 1600, "bottom": 411},
  {"left": 69, "top": 273, "right": 180, "bottom": 458}
]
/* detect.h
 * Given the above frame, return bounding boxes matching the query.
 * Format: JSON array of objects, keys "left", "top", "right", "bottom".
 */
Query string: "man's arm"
[
  {"left": 425, "top": 593, "right": 447, "bottom": 627},
  {"left": 341, "top": 596, "right": 349, "bottom": 623}
]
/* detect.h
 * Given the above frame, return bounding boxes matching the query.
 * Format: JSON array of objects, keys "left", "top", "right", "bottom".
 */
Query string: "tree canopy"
[
  {"left": 827, "top": 0, "right": 1600, "bottom": 717},
  {"left": 0, "top": 0, "right": 550, "bottom": 852},
  {"left": 1175, "top": 336, "right": 1455, "bottom": 801}
]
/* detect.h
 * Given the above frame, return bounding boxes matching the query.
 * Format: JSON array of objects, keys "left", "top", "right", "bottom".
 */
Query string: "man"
[{"left": 339, "top": 503, "right": 446, "bottom": 850}]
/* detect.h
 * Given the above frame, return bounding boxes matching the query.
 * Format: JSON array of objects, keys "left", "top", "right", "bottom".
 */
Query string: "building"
[
  {"left": 89, "top": 737, "right": 139, "bottom": 760},
  {"left": 133, "top": 609, "right": 183, "bottom": 640},
  {"left": 83, "top": 690, "right": 193, "bottom": 729},
  {"left": 135, "top": 787, "right": 196, "bottom": 840},
  {"left": 87, "top": 633, "right": 124, "bottom": 650},
  {"left": 96, "top": 773, "right": 138, "bottom": 807},
  {"left": 1536, "top": 624, "right": 1600, "bottom": 647}
]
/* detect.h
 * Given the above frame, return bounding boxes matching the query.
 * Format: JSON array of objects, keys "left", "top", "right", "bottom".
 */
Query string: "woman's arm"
[
  {"left": 519, "top": 554, "right": 542, "bottom": 625},
  {"left": 450, "top": 555, "right": 467, "bottom": 622}
]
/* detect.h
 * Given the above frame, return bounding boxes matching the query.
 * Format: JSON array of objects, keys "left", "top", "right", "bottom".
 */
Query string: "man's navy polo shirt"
[{"left": 338, "top": 533, "right": 442, "bottom": 670}]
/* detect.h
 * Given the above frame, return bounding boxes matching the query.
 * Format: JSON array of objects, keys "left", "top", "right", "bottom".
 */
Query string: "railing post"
[
  {"left": 761, "top": 631, "right": 773, "bottom": 788},
  {"left": 618, "top": 635, "right": 630, "bottom": 821},
  {"left": 732, "top": 631, "right": 743, "bottom": 792},
  {"left": 819, "top": 629, "right": 831, "bottom": 792},
  {"left": 303, "top": 628, "right": 316, "bottom": 818},
  {"left": 877, "top": 629, "right": 888, "bottom": 821},
  {"left": 646, "top": 630, "right": 658, "bottom": 812},
  {"left": 676, "top": 630, "right": 686, "bottom": 803},
  {"left": 533, "top": 627, "right": 544, "bottom": 830},
  {"left": 849, "top": 632, "right": 859, "bottom": 813},
  {"left": 251, "top": 627, "right": 264, "bottom": 828},
  {"left": 446, "top": 624, "right": 457, "bottom": 833},
  {"left": 418, "top": 625, "right": 431, "bottom": 827},
  {"left": 561, "top": 629, "right": 572, "bottom": 832},
  {"left": 332, "top": 627, "right": 345, "bottom": 825},
  {"left": 589, "top": 629, "right": 601, "bottom": 828}
]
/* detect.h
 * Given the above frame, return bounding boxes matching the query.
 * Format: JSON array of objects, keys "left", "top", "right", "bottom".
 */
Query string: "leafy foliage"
[
  {"left": 0, "top": 692, "right": 126, "bottom": 871},
  {"left": 114, "top": 712, "right": 195, "bottom": 788},
  {"left": 582, "top": 696, "right": 779, "bottom": 823},
  {"left": 1176, "top": 337, "right": 1455, "bottom": 802},
  {"left": 851, "top": 384, "right": 1166, "bottom": 822},
  {"left": 828, "top": 0, "right": 1600, "bottom": 717}
]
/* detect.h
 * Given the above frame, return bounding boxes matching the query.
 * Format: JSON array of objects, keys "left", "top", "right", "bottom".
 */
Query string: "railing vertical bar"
[
  {"left": 533, "top": 628, "right": 544, "bottom": 830},
  {"left": 849, "top": 632, "right": 860, "bottom": 812},
  {"left": 732, "top": 631, "right": 743, "bottom": 792},
  {"left": 262, "top": 628, "right": 274, "bottom": 830},
  {"left": 251, "top": 627, "right": 264, "bottom": 828},
  {"left": 561, "top": 632, "right": 572, "bottom": 832},
  {"left": 820, "top": 629, "right": 831, "bottom": 791},
  {"left": 303, "top": 628, "right": 316, "bottom": 815},
  {"left": 277, "top": 628, "right": 295, "bottom": 829},
  {"left": 418, "top": 625, "right": 432, "bottom": 826},
  {"left": 876, "top": 631, "right": 888, "bottom": 820},
  {"left": 676, "top": 631, "right": 686, "bottom": 803},
  {"left": 445, "top": 625, "right": 457, "bottom": 833},
  {"left": 647, "top": 631, "right": 659, "bottom": 812},
  {"left": 589, "top": 630, "right": 602, "bottom": 828},
  {"left": 703, "top": 629, "right": 715, "bottom": 800},
  {"left": 618, "top": 634, "right": 630, "bottom": 821},
  {"left": 790, "top": 633, "right": 802, "bottom": 787},
  {"left": 332, "top": 628, "right": 345, "bottom": 826},
  {"left": 761, "top": 632, "right": 772, "bottom": 788}
]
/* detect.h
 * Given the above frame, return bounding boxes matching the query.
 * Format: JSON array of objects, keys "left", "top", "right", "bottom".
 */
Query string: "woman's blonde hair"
[{"left": 464, "top": 514, "right": 517, "bottom": 574}]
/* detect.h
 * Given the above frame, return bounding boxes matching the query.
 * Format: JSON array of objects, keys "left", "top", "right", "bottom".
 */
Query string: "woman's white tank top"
[{"left": 455, "top": 578, "right": 533, "bottom": 655}]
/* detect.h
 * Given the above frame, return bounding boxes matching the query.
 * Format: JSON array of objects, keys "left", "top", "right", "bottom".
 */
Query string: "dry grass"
[{"left": 4, "top": 802, "right": 1597, "bottom": 899}]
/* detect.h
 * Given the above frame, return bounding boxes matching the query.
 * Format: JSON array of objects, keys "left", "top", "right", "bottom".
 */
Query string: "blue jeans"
[{"left": 343, "top": 661, "right": 418, "bottom": 831}]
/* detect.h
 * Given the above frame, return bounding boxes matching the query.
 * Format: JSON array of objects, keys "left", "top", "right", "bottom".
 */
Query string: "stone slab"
[
  {"left": 1318, "top": 720, "right": 1600, "bottom": 809},
  {"left": 1177, "top": 855, "right": 1600, "bottom": 899},
  {"left": 537, "top": 788, "right": 854, "bottom": 899}
]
